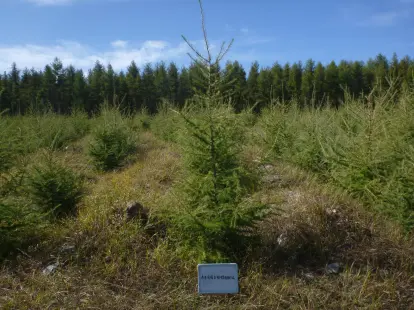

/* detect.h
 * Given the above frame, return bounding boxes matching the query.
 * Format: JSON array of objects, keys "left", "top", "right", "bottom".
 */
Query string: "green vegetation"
[
  {"left": 0, "top": 199, "right": 42, "bottom": 258},
  {"left": 259, "top": 88, "right": 414, "bottom": 230},
  {"left": 1, "top": 1, "right": 414, "bottom": 309},
  {"left": 1, "top": 89, "right": 414, "bottom": 309},
  {"left": 166, "top": 10, "right": 268, "bottom": 262},
  {"left": 0, "top": 36, "right": 413, "bottom": 116},
  {"left": 26, "top": 154, "right": 84, "bottom": 218},
  {"left": 0, "top": 111, "right": 90, "bottom": 165},
  {"left": 88, "top": 105, "right": 137, "bottom": 171},
  {"left": 0, "top": 110, "right": 90, "bottom": 258}
]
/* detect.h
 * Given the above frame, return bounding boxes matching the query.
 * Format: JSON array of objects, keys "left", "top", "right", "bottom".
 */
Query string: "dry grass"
[{"left": 1, "top": 132, "right": 414, "bottom": 309}]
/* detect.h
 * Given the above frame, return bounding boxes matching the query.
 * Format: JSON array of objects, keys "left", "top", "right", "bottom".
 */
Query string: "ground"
[{"left": 1, "top": 130, "right": 413, "bottom": 310}]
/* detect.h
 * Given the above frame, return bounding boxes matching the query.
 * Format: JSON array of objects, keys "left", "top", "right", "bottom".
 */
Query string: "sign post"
[{"left": 197, "top": 263, "right": 239, "bottom": 294}]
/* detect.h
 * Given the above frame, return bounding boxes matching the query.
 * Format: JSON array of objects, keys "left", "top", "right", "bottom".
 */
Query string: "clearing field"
[
  {"left": 1, "top": 1, "right": 414, "bottom": 308},
  {"left": 1, "top": 92, "right": 414, "bottom": 309}
]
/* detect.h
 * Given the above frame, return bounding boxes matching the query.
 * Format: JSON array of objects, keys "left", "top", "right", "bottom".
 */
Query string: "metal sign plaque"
[{"left": 197, "top": 263, "right": 239, "bottom": 294}]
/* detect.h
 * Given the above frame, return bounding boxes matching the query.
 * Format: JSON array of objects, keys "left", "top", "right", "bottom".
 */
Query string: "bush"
[
  {"left": 26, "top": 156, "right": 83, "bottom": 218},
  {"left": 32, "top": 112, "right": 90, "bottom": 150},
  {"left": 0, "top": 199, "right": 43, "bottom": 258},
  {"left": 0, "top": 111, "right": 91, "bottom": 163},
  {"left": 260, "top": 90, "right": 414, "bottom": 230},
  {"left": 1, "top": 164, "right": 47, "bottom": 259},
  {"left": 0, "top": 117, "right": 17, "bottom": 172},
  {"left": 70, "top": 109, "right": 91, "bottom": 139},
  {"left": 323, "top": 96, "right": 414, "bottom": 230},
  {"left": 89, "top": 106, "right": 136, "bottom": 171},
  {"left": 151, "top": 101, "right": 183, "bottom": 142},
  {"left": 131, "top": 108, "right": 152, "bottom": 131},
  {"left": 260, "top": 104, "right": 295, "bottom": 158}
]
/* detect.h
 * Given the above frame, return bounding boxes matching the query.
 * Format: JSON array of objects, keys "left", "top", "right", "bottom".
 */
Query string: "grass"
[{"left": 1, "top": 95, "right": 414, "bottom": 309}]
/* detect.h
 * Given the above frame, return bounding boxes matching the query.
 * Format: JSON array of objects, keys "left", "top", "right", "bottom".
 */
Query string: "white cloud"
[
  {"left": 0, "top": 36, "right": 272, "bottom": 74},
  {"left": 342, "top": 4, "right": 411, "bottom": 27},
  {"left": 240, "top": 28, "right": 249, "bottom": 34},
  {"left": 0, "top": 40, "right": 190, "bottom": 73},
  {"left": 340, "top": 2, "right": 412, "bottom": 27},
  {"left": 142, "top": 41, "right": 168, "bottom": 49},
  {"left": 111, "top": 40, "right": 128, "bottom": 49},
  {"left": 225, "top": 24, "right": 234, "bottom": 32},
  {"left": 26, "top": 0, "right": 75, "bottom": 5},
  {"left": 241, "top": 36, "right": 273, "bottom": 46},
  {"left": 359, "top": 11, "right": 401, "bottom": 27}
]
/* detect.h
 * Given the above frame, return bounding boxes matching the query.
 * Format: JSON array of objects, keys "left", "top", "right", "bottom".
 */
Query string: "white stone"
[{"left": 42, "top": 263, "right": 59, "bottom": 275}]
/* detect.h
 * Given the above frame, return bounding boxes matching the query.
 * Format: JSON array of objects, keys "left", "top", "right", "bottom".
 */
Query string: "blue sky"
[{"left": 0, "top": 0, "right": 413, "bottom": 73}]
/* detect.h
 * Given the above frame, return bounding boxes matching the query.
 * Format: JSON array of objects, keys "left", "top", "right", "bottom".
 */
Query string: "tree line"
[{"left": 0, "top": 53, "right": 413, "bottom": 115}]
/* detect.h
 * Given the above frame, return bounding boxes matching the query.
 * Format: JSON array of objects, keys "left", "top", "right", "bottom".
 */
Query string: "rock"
[
  {"left": 42, "top": 263, "right": 59, "bottom": 275},
  {"left": 263, "top": 174, "right": 281, "bottom": 184},
  {"left": 303, "top": 272, "right": 315, "bottom": 281},
  {"left": 126, "top": 201, "right": 141, "bottom": 219},
  {"left": 326, "top": 208, "right": 338, "bottom": 216},
  {"left": 60, "top": 244, "right": 75, "bottom": 253},
  {"left": 126, "top": 201, "right": 149, "bottom": 224},
  {"left": 277, "top": 233, "right": 288, "bottom": 247},
  {"left": 326, "top": 263, "right": 341, "bottom": 274},
  {"left": 259, "top": 164, "right": 275, "bottom": 173}
]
